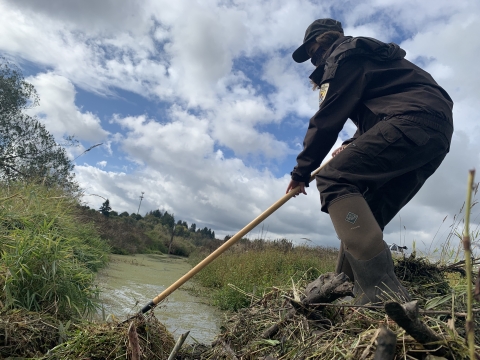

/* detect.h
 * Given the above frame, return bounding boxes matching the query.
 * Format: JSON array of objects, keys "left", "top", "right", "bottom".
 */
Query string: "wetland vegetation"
[
  {"left": 0, "top": 180, "right": 340, "bottom": 358},
  {"left": 1, "top": 57, "right": 479, "bottom": 359}
]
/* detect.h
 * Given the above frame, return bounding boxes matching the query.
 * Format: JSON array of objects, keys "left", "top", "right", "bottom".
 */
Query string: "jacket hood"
[{"left": 310, "top": 36, "right": 406, "bottom": 85}]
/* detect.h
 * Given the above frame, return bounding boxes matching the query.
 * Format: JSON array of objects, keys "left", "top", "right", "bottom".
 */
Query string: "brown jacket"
[{"left": 291, "top": 36, "right": 453, "bottom": 184}]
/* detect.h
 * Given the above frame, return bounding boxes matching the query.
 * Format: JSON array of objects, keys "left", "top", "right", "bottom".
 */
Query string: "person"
[{"left": 286, "top": 18, "right": 453, "bottom": 304}]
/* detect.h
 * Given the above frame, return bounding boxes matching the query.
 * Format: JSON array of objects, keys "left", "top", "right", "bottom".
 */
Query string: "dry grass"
[
  {"left": 44, "top": 312, "right": 176, "bottom": 360},
  {"left": 0, "top": 309, "right": 59, "bottom": 358},
  {"left": 0, "top": 308, "right": 175, "bottom": 359},
  {"left": 179, "top": 253, "right": 480, "bottom": 359}
]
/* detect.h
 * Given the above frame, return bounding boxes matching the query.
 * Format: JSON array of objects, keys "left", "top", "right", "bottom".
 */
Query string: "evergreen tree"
[
  {"left": 99, "top": 199, "right": 112, "bottom": 217},
  {"left": 161, "top": 211, "right": 175, "bottom": 229},
  {"left": 151, "top": 209, "right": 162, "bottom": 218}
]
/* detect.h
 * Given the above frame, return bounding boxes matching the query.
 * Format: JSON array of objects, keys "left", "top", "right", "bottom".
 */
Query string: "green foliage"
[
  {"left": 166, "top": 236, "right": 195, "bottom": 257},
  {"left": 160, "top": 210, "right": 175, "bottom": 228},
  {"left": 191, "top": 239, "right": 338, "bottom": 311},
  {"left": 174, "top": 223, "right": 189, "bottom": 237},
  {"left": 81, "top": 210, "right": 170, "bottom": 254},
  {"left": 82, "top": 206, "right": 220, "bottom": 256},
  {"left": 0, "top": 58, "right": 77, "bottom": 192},
  {"left": 0, "top": 182, "right": 109, "bottom": 318}
]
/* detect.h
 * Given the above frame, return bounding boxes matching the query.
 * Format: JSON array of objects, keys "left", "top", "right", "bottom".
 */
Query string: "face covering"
[{"left": 310, "top": 46, "right": 325, "bottom": 67}]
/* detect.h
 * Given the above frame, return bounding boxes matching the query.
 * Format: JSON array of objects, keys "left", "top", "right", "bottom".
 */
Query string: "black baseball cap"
[{"left": 292, "top": 18, "right": 343, "bottom": 63}]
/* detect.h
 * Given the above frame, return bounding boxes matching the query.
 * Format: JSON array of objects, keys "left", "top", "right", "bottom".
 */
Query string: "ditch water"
[{"left": 95, "top": 254, "right": 222, "bottom": 344}]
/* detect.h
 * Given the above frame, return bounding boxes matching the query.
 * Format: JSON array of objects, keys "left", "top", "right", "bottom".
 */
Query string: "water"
[{"left": 96, "top": 254, "right": 222, "bottom": 344}]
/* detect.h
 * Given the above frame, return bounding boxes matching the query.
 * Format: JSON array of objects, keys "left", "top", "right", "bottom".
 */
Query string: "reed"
[
  {"left": 463, "top": 169, "right": 476, "bottom": 359},
  {"left": 0, "top": 182, "right": 109, "bottom": 318}
]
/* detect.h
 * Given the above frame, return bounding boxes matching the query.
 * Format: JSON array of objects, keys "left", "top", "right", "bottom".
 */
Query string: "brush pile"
[
  {"left": 0, "top": 253, "right": 478, "bottom": 359},
  {"left": 179, "top": 253, "right": 480, "bottom": 359},
  {"left": 44, "top": 314, "right": 176, "bottom": 359},
  {"left": 0, "top": 309, "right": 59, "bottom": 358},
  {"left": 0, "top": 310, "right": 175, "bottom": 359}
]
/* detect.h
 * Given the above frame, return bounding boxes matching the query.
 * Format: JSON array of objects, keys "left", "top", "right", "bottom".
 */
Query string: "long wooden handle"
[{"left": 139, "top": 161, "right": 330, "bottom": 313}]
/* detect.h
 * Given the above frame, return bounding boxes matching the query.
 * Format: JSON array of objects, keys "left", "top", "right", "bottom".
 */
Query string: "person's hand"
[
  {"left": 286, "top": 180, "right": 307, "bottom": 197},
  {"left": 332, "top": 144, "right": 346, "bottom": 157}
]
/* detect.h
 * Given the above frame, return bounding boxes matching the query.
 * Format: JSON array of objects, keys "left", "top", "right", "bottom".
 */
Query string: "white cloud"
[
  {"left": 401, "top": 13, "right": 480, "bottom": 107},
  {"left": 4, "top": 0, "right": 149, "bottom": 35},
  {"left": 2, "top": 0, "right": 480, "bottom": 254},
  {"left": 26, "top": 73, "right": 109, "bottom": 142},
  {"left": 74, "top": 162, "right": 339, "bottom": 247}
]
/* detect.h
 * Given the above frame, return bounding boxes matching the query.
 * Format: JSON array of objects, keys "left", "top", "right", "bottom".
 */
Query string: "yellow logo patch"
[{"left": 319, "top": 83, "right": 330, "bottom": 107}]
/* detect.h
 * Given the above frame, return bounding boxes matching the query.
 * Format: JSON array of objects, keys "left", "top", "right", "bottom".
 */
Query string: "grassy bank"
[
  {"left": 190, "top": 239, "right": 338, "bottom": 310},
  {"left": 0, "top": 182, "right": 109, "bottom": 319},
  {"left": 80, "top": 206, "right": 223, "bottom": 256}
]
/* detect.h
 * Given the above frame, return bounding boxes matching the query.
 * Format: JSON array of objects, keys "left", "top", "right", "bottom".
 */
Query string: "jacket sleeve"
[
  {"left": 341, "top": 128, "right": 360, "bottom": 146},
  {"left": 291, "top": 60, "right": 365, "bottom": 184}
]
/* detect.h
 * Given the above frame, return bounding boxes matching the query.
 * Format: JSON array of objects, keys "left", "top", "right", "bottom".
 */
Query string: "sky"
[{"left": 1, "top": 0, "right": 479, "bottom": 254}]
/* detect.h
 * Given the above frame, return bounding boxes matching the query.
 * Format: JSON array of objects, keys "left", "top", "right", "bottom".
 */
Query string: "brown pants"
[{"left": 316, "top": 115, "right": 452, "bottom": 230}]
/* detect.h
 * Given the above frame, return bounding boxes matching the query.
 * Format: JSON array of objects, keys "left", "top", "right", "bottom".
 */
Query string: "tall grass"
[
  {"left": 0, "top": 182, "right": 109, "bottom": 318},
  {"left": 191, "top": 239, "right": 337, "bottom": 311}
]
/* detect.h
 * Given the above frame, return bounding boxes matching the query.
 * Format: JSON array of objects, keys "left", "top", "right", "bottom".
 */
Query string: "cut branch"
[
  {"left": 262, "top": 272, "right": 353, "bottom": 338},
  {"left": 385, "top": 301, "right": 448, "bottom": 357},
  {"left": 373, "top": 325, "right": 396, "bottom": 360},
  {"left": 167, "top": 331, "right": 189, "bottom": 360}
]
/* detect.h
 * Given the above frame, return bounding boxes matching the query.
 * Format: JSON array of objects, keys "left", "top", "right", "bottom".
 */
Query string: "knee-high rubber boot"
[
  {"left": 344, "top": 242, "right": 410, "bottom": 304},
  {"left": 328, "top": 195, "right": 410, "bottom": 305},
  {"left": 335, "top": 242, "right": 355, "bottom": 282}
]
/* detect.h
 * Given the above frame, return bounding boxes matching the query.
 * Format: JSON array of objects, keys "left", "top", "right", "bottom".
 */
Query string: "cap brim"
[
  {"left": 292, "top": 43, "right": 309, "bottom": 63},
  {"left": 292, "top": 31, "right": 320, "bottom": 63}
]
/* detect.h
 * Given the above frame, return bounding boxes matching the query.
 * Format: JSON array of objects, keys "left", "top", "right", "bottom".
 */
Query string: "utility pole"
[{"left": 137, "top": 192, "right": 145, "bottom": 215}]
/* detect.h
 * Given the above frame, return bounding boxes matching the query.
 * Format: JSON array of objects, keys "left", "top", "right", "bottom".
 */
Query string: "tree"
[
  {"left": 99, "top": 199, "right": 111, "bottom": 217},
  {"left": 150, "top": 209, "right": 162, "bottom": 218},
  {"left": 160, "top": 211, "right": 175, "bottom": 229},
  {"left": 0, "top": 59, "right": 76, "bottom": 190},
  {"left": 174, "top": 224, "right": 188, "bottom": 237},
  {"left": 130, "top": 213, "right": 142, "bottom": 221}
]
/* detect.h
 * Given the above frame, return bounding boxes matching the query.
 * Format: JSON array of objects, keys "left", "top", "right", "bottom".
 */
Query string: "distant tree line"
[{"left": 97, "top": 199, "right": 216, "bottom": 240}]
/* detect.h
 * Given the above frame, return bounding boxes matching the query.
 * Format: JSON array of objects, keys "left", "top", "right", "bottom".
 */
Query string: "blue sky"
[{"left": 1, "top": 0, "right": 479, "bottom": 253}]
